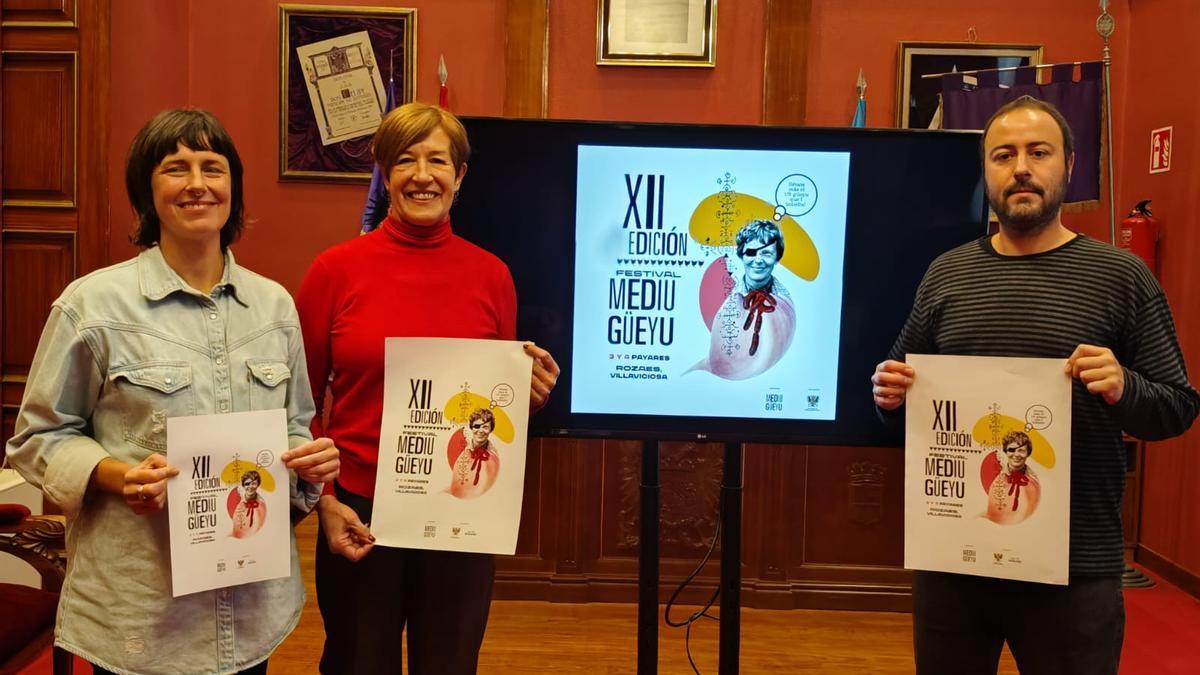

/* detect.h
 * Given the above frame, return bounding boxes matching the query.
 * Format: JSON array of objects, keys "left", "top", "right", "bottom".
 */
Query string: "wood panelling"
[
  {"left": 803, "top": 446, "right": 903, "bottom": 568},
  {"left": 0, "top": 0, "right": 107, "bottom": 466},
  {"left": 1, "top": 230, "right": 73, "bottom": 373},
  {"left": 0, "top": 203, "right": 75, "bottom": 229},
  {"left": 1, "top": 0, "right": 74, "bottom": 27},
  {"left": 496, "top": 440, "right": 915, "bottom": 610},
  {"left": 1, "top": 51, "right": 74, "bottom": 206},
  {"left": 762, "top": 0, "right": 811, "bottom": 125},
  {"left": 503, "top": 0, "right": 548, "bottom": 118}
]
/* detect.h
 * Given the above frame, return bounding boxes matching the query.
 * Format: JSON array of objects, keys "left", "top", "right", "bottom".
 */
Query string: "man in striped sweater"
[{"left": 871, "top": 96, "right": 1200, "bottom": 675}]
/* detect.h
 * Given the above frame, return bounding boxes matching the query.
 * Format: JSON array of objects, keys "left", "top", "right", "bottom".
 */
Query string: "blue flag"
[
  {"left": 851, "top": 97, "right": 867, "bottom": 128},
  {"left": 360, "top": 75, "right": 398, "bottom": 234}
]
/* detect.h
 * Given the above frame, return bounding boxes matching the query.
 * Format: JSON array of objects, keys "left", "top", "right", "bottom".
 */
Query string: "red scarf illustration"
[
  {"left": 469, "top": 445, "right": 491, "bottom": 486},
  {"left": 742, "top": 287, "right": 777, "bottom": 357},
  {"left": 1005, "top": 471, "right": 1030, "bottom": 511}
]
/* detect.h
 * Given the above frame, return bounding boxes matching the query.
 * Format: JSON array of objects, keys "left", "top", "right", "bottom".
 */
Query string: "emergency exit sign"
[{"left": 1150, "top": 126, "right": 1172, "bottom": 174}]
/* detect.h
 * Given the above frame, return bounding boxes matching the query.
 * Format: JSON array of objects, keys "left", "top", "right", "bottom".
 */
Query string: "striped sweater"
[{"left": 887, "top": 234, "right": 1199, "bottom": 576}]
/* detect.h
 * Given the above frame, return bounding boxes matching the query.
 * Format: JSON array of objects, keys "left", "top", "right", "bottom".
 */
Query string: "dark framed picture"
[
  {"left": 279, "top": 4, "right": 415, "bottom": 183},
  {"left": 896, "top": 42, "right": 1043, "bottom": 129},
  {"left": 597, "top": 0, "right": 716, "bottom": 67}
]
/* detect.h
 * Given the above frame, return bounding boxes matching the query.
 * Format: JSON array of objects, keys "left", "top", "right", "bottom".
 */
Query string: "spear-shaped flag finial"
[
  {"left": 851, "top": 68, "right": 867, "bottom": 128},
  {"left": 438, "top": 55, "right": 449, "bottom": 109}
]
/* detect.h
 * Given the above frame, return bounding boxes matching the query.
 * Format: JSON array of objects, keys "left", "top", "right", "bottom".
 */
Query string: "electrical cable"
[{"left": 663, "top": 501, "right": 723, "bottom": 674}]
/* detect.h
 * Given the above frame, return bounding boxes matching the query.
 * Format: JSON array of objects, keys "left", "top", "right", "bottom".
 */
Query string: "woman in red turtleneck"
[{"left": 296, "top": 102, "right": 558, "bottom": 675}]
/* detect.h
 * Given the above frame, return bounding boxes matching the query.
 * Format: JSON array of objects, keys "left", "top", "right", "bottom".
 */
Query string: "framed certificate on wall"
[{"left": 279, "top": 4, "right": 415, "bottom": 183}]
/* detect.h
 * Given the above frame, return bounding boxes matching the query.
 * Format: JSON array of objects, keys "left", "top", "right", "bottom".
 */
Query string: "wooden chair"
[{"left": 0, "top": 505, "right": 72, "bottom": 675}]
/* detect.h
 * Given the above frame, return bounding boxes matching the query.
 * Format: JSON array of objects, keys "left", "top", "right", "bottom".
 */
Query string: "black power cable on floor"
[{"left": 663, "top": 503, "right": 723, "bottom": 674}]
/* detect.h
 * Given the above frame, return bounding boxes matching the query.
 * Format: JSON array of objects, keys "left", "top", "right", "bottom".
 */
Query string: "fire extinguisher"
[{"left": 1118, "top": 200, "right": 1159, "bottom": 276}]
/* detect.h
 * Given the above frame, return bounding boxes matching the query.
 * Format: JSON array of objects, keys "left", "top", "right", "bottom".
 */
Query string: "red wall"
[
  {"left": 108, "top": 0, "right": 506, "bottom": 292},
  {"left": 1116, "top": 0, "right": 1200, "bottom": 580},
  {"left": 111, "top": 0, "right": 1131, "bottom": 288},
  {"left": 548, "top": 0, "right": 765, "bottom": 124}
]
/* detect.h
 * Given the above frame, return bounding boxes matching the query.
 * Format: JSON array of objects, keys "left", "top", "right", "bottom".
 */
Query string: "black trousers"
[
  {"left": 316, "top": 483, "right": 495, "bottom": 675},
  {"left": 913, "top": 571, "right": 1124, "bottom": 675}
]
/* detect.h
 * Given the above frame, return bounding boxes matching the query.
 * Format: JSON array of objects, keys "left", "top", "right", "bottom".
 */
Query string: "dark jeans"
[
  {"left": 913, "top": 571, "right": 1124, "bottom": 675},
  {"left": 92, "top": 662, "right": 267, "bottom": 675},
  {"left": 316, "top": 483, "right": 495, "bottom": 675}
]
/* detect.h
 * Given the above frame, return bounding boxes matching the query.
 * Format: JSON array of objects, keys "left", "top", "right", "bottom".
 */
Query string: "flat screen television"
[{"left": 452, "top": 117, "right": 987, "bottom": 445}]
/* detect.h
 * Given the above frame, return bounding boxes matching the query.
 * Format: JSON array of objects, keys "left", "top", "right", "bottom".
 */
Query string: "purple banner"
[{"left": 941, "top": 62, "right": 1102, "bottom": 204}]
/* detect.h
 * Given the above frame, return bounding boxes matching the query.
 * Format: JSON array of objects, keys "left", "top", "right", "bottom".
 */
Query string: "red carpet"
[{"left": 1121, "top": 567, "right": 1200, "bottom": 675}]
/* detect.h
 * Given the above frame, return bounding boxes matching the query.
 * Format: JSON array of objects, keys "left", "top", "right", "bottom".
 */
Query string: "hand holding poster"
[
  {"left": 166, "top": 409, "right": 292, "bottom": 597},
  {"left": 371, "top": 338, "right": 532, "bottom": 554},
  {"left": 904, "top": 354, "right": 1071, "bottom": 585}
]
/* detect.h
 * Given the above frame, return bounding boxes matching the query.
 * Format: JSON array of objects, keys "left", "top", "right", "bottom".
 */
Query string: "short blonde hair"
[{"left": 372, "top": 102, "right": 470, "bottom": 173}]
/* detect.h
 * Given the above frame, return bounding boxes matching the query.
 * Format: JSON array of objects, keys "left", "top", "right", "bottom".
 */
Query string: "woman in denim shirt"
[{"left": 6, "top": 109, "right": 339, "bottom": 675}]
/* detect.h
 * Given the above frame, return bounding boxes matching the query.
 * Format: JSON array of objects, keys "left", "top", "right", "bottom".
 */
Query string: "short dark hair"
[
  {"left": 1002, "top": 430, "right": 1033, "bottom": 458},
  {"left": 981, "top": 95, "right": 1074, "bottom": 166},
  {"left": 735, "top": 219, "right": 785, "bottom": 260},
  {"left": 125, "top": 109, "right": 245, "bottom": 249},
  {"left": 468, "top": 408, "right": 495, "bottom": 430},
  {"left": 241, "top": 469, "right": 261, "bottom": 487}
]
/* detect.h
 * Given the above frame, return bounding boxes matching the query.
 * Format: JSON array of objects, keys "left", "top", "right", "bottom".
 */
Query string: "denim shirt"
[{"left": 6, "top": 247, "right": 321, "bottom": 675}]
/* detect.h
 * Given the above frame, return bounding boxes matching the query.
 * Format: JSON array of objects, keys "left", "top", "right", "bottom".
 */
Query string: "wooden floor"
[{"left": 273, "top": 517, "right": 1019, "bottom": 674}]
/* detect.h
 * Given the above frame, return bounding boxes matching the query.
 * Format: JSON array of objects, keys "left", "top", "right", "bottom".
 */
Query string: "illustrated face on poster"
[
  {"left": 225, "top": 461, "right": 275, "bottom": 539},
  {"left": 446, "top": 406, "right": 502, "bottom": 500},
  {"left": 572, "top": 146, "right": 851, "bottom": 421}
]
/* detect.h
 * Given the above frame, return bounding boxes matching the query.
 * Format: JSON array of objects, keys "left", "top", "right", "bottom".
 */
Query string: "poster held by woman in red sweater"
[{"left": 369, "top": 337, "right": 532, "bottom": 554}]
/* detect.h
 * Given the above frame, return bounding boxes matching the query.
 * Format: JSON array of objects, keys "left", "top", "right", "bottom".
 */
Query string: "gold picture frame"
[
  {"left": 279, "top": 4, "right": 416, "bottom": 183},
  {"left": 896, "top": 41, "right": 1043, "bottom": 129},
  {"left": 597, "top": 0, "right": 716, "bottom": 67}
]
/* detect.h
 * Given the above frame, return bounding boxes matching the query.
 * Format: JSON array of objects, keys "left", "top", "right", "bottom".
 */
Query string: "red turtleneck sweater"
[{"left": 296, "top": 215, "right": 517, "bottom": 499}]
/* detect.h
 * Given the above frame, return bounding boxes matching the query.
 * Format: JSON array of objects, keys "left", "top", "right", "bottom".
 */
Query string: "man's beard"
[{"left": 988, "top": 174, "right": 1068, "bottom": 235}]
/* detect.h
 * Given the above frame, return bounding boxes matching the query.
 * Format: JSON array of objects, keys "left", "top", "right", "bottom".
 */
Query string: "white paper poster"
[
  {"left": 372, "top": 338, "right": 532, "bottom": 554},
  {"left": 905, "top": 354, "right": 1072, "bottom": 585},
  {"left": 296, "top": 30, "right": 387, "bottom": 146},
  {"left": 166, "top": 409, "right": 291, "bottom": 597}
]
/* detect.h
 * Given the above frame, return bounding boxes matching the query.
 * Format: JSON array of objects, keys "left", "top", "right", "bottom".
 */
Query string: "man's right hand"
[
  {"left": 317, "top": 495, "right": 375, "bottom": 562},
  {"left": 872, "top": 359, "right": 915, "bottom": 411}
]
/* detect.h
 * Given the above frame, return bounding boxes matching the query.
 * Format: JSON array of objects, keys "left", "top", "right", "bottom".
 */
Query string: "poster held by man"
[{"left": 904, "top": 354, "right": 1071, "bottom": 585}]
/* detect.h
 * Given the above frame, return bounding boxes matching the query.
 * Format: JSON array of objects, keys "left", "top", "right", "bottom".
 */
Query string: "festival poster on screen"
[
  {"left": 166, "top": 409, "right": 291, "bottom": 597},
  {"left": 371, "top": 338, "right": 532, "bottom": 555},
  {"left": 905, "top": 354, "right": 1071, "bottom": 585},
  {"left": 571, "top": 145, "right": 851, "bottom": 421}
]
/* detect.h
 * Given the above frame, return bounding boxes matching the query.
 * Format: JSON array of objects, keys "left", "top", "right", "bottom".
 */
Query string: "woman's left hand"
[
  {"left": 282, "top": 437, "right": 340, "bottom": 484},
  {"left": 524, "top": 342, "right": 560, "bottom": 412}
]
